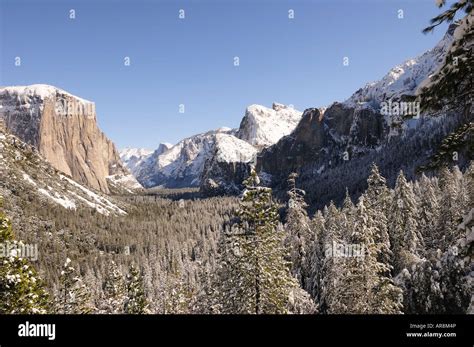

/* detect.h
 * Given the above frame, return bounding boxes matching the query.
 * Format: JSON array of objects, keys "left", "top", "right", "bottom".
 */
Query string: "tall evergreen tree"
[
  {"left": 331, "top": 196, "right": 402, "bottom": 314},
  {"left": 284, "top": 172, "right": 312, "bottom": 289},
  {"left": 216, "top": 169, "right": 301, "bottom": 314},
  {"left": 319, "top": 202, "right": 344, "bottom": 313},
  {"left": 364, "top": 164, "right": 393, "bottom": 270},
  {"left": 55, "top": 258, "right": 92, "bottom": 314},
  {"left": 437, "top": 167, "right": 463, "bottom": 249},
  {"left": 417, "top": 174, "right": 442, "bottom": 250},
  {"left": 101, "top": 260, "right": 126, "bottom": 314},
  {"left": 125, "top": 264, "right": 149, "bottom": 314},
  {"left": 306, "top": 210, "right": 325, "bottom": 299},
  {"left": 389, "top": 171, "right": 423, "bottom": 273}
]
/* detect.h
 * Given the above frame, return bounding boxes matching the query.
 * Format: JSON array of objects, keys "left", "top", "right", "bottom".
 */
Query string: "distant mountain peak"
[{"left": 237, "top": 103, "right": 302, "bottom": 148}]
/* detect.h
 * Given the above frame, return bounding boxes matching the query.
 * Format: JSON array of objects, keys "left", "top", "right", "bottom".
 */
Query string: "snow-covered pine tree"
[
  {"left": 341, "top": 190, "right": 356, "bottom": 237},
  {"left": 331, "top": 196, "right": 402, "bottom": 314},
  {"left": 305, "top": 210, "right": 325, "bottom": 299},
  {"left": 55, "top": 258, "right": 92, "bottom": 314},
  {"left": 124, "top": 264, "right": 149, "bottom": 314},
  {"left": 364, "top": 164, "right": 393, "bottom": 270},
  {"left": 437, "top": 166, "right": 464, "bottom": 249},
  {"left": 163, "top": 272, "right": 194, "bottom": 314},
  {"left": 453, "top": 165, "right": 470, "bottom": 214},
  {"left": 397, "top": 242, "right": 470, "bottom": 314},
  {"left": 417, "top": 174, "right": 442, "bottom": 250},
  {"left": 192, "top": 262, "right": 222, "bottom": 314},
  {"left": 101, "top": 260, "right": 126, "bottom": 314},
  {"left": 389, "top": 171, "right": 423, "bottom": 274},
  {"left": 284, "top": 172, "right": 312, "bottom": 289},
  {"left": 216, "top": 168, "right": 301, "bottom": 314},
  {"left": 319, "top": 201, "right": 344, "bottom": 313},
  {"left": 0, "top": 208, "right": 49, "bottom": 314}
]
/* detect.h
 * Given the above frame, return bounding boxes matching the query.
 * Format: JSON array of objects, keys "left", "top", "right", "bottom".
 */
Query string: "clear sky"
[{"left": 0, "top": 0, "right": 453, "bottom": 149}]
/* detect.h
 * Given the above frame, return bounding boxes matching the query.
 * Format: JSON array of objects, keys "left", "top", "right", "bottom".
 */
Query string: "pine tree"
[
  {"left": 163, "top": 272, "right": 194, "bottom": 314},
  {"left": 55, "top": 258, "right": 92, "bottom": 314},
  {"left": 437, "top": 167, "right": 463, "bottom": 249},
  {"left": 331, "top": 196, "right": 402, "bottom": 314},
  {"left": 453, "top": 165, "right": 470, "bottom": 214},
  {"left": 284, "top": 172, "right": 312, "bottom": 289},
  {"left": 216, "top": 168, "right": 301, "bottom": 314},
  {"left": 364, "top": 164, "right": 393, "bottom": 270},
  {"left": 0, "top": 206, "right": 49, "bottom": 314},
  {"left": 124, "top": 264, "right": 149, "bottom": 314},
  {"left": 389, "top": 171, "right": 423, "bottom": 273},
  {"left": 306, "top": 210, "right": 325, "bottom": 299},
  {"left": 319, "top": 201, "right": 344, "bottom": 313},
  {"left": 417, "top": 174, "right": 441, "bottom": 250},
  {"left": 341, "top": 190, "right": 356, "bottom": 238},
  {"left": 101, "top": 260, "right": 126, "bottom": 314}
]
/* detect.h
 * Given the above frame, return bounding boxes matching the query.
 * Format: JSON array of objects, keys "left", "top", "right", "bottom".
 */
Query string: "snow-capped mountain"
[
  {"left": 120, "top": 147, "right": 155, "bottom": 175},
  {"left": 134, "top": 103, "right": 299, "bottom": 189},
  {"left": 237, "top": 103, "right": 302, "bottom": 148},
  {"left": 135, "top": 127, "right": 257, "bottom": 188},
  {"left": 345, "top": 24, "right": 455, "bottom": 108},
  {"left": 0, "top": 84, "right": 141, "bottom": 194}
]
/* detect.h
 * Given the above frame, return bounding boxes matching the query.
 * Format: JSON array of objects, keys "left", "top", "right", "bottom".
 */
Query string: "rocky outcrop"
[
  {"left": 236, "top": 103, "right": 302, "bottom": 148},
  {"left": 257, "top": 104, "right": 387, "bottom": 179},
  {"left": 200, "top": 133, "right": 257, "bottom": 195},
  {"left": 0, "top": 85, "right": 138, "bottom": 194}
]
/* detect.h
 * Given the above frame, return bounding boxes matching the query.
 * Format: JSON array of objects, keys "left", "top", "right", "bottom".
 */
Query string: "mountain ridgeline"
[{"left": 120, "top": 23, "right": 472, "bottom": 207}]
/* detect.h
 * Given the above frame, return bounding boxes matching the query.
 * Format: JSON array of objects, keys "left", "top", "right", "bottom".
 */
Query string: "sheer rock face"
[
  {"left": 0, "top": 85, "right": 130, "bottom": 194},
  {"left": 257, "top": 104, "right": 387, "bottom": 177}
]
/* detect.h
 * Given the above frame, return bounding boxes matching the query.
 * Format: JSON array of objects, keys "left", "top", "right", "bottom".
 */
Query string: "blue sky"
[{"left": 0, "top": 0, "right": 453, "bottom": 149}]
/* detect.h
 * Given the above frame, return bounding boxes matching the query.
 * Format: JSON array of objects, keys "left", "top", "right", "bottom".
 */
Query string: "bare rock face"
[{"left": 0, "top": 85, "right": 133, "bottom": 194}]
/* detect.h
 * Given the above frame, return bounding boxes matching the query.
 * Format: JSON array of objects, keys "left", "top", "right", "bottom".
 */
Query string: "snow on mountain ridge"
[
  {"left": 0, "top": 84, "right": 92, "bottom": 104},
  {"left": 237, "top": 103, "right": 303, "bottom": 148},
  {"left": 120, "top": 147, "right": 153, "bottom": 161},
  {"left": 134, "top": 103, "right": 299, "bottom": 188},
  {"left": 345, "top": 25, "right": 455, "bottom": 108},
  {"left": 214, "top": 133, "right": 257, "bottom": 163}
]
